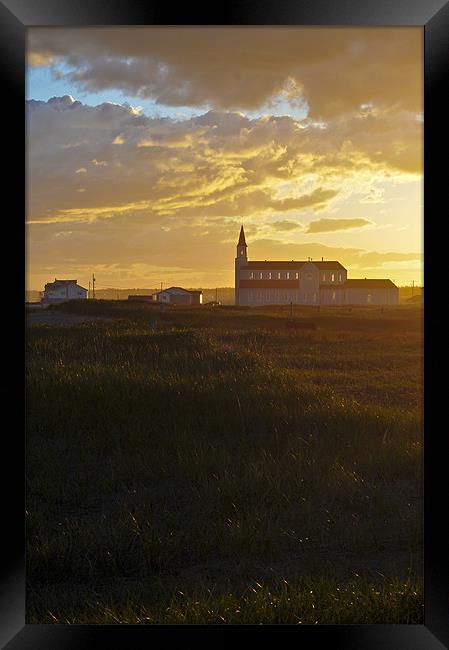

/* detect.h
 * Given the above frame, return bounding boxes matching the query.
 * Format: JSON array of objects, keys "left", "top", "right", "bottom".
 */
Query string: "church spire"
[
  {"left": 237, "top": 225, "right": 247, "bottom": 247},
  {"left": 236, "top": 224, "right": 248, "bottom": 264},
  {"left": 235, "top": 224, "right": 247, "bottom": 303}
]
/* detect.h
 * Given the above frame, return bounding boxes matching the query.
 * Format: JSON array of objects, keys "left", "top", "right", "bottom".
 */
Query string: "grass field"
[{"left": 26, "top": 301, "right": 423, "bottom": 624}]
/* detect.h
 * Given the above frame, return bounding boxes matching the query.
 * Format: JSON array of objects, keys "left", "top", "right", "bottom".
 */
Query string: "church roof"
[
  {"left": 237, "top": 225, "right": 247, "bottom": 247},
  {"left": 342, "top": 279, "right": 397, "bottom": 289},
  {"left": 241, "top": 260, "right": 346, "bottom": 270},
  {"left": 320, "top": 279, "right": 397, "bottom": 289}
]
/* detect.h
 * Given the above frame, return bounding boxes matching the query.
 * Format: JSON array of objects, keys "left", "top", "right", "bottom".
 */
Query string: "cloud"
[
  {"left": 28, "top": 27, "right": 422, "bottom": 118},
  {"left": 26, "top": 96, "right": 422, "bottom": 288},
  {"left": 306, "top": 217, "right": 374, "bottom": 233},
  {"left": 26, "top": 97, "right": 421, "bottom": 227},
  {"left": 269, "top": 220, "right": 304, "bottom": 232},
  {"left": 27, "top": 216, "right": 422, "bottom": 290},
  {"left": 269, "top": 188, "right": 338, "bottom": 212},
  {"left": 248, "top": 238, "right": 422, "bottom": 271}
]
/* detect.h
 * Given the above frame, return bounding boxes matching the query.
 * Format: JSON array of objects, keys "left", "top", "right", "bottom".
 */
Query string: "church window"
[
  {"left": 286, "top": 272, "right": 290, "bottom": 279},
  {"left": 322, "top": 272, "right": 326, "bottom": 281},
  {"left": 332, "top": 291, "right": 336, "bottom": 301},
  {"left": 295, "top": 272, "right": 299, "bottom": 279},
  {"left": 277, "top": 272, "right": 281, "bottom": 279},
  {"left": 259, "top": 272, "right": 263, "bottom": 279},
  {"left": 250, "top": 272, "right": 254, "bottom": 279},
  {"left": 339, "top": 273, "right": 342, "bottom": 282},
  {"left": 268, "top": 272, "right": 272, "bottom": 279},
  {"left": 331, "top": 273, "right": 335, "bottom": 282}
]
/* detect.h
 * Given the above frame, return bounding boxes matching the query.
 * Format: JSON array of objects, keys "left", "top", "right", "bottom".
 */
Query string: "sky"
[{"left": 26, "top": 27, "right": 423, "bottom": 290}]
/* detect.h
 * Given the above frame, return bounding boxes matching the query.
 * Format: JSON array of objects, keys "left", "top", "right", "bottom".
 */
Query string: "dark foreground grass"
[
  {"left": 26, "top": 302, "right": 423, "bottom": 624},
  {"left": 29, "top": 577, "right": 422, "bottom": 624}
]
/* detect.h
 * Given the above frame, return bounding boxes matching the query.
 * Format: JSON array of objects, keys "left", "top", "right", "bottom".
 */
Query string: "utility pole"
[
  {"left": 215, "top": 287, "right": 218, "bottom": 303},
  {"left": 92, "top": 274, "right": 96, "bottom": 299},
  {"left": 88, "top": 280, "right": 91, "bottom": 299},
  {"left": 160, "top": 281, "right": 163, "bottom": 293}
]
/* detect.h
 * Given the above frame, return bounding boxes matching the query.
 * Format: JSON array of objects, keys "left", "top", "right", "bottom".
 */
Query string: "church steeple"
[
  {"left": 237, "top": 225, "right": 247, "bottom": 247},
  {"left": 236, "top": 224, "right": 248, "bottom": 263},
  {"left": 235, "top": 225, "right": 247, "bottom": 306}
]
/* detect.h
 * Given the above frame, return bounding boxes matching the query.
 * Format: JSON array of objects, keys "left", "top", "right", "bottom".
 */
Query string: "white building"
[
  {"left": 235, "top": 226, "right": 398, "bottom": 306},
  {"left": 42, "top": 279, "right": 88, "bottom": 305},
  {"left": 152, "top": 286, "right": 203, "bottom": 305}
]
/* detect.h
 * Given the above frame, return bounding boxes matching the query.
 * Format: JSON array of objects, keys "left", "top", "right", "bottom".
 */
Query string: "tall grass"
[{"left": 26, "top": 303, "right": 423, "bottom": 623}]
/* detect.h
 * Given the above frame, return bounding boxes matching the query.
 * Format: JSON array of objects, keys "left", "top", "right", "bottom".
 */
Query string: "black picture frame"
[{"left": 3, "top": 0, "right": 447, "bottom": 647}]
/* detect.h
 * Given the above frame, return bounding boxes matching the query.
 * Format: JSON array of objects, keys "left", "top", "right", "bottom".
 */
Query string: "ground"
[{"left": 26, "top": 301, "right": 423, "bottom": 624}]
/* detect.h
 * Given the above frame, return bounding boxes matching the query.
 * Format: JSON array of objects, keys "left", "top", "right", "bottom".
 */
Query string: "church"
[{"left": 234, "top": 226, "right": 398, "bottom": 306}]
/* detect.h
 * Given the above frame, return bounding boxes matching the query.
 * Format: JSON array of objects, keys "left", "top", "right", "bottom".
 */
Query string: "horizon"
[
  {"left": 26, "top": 282, "right": 423, "bottom": 294},
  {"left": 26, "top": 27, "right": 423, "bottom": 291}
]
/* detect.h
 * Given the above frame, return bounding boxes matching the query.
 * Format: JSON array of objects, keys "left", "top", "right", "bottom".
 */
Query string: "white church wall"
[{"left": 344, "top": 288, "right": 399, "bottom": 305}]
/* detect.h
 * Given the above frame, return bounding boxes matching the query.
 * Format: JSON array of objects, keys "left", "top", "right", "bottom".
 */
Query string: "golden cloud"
[{"left": 306, "top": 217, "right": 374, "bottom": 233}]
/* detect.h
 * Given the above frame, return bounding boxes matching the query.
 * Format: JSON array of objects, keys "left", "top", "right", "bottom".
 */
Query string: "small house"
[
  {"left": 42, "top": 279, "right": 88, "bottom": 305},
  {"left": 152, "top": 287, "right": 203, "bottom": 305}
]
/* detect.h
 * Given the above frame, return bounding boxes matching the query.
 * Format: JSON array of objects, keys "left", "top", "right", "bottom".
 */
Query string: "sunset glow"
[{"left": 26, "top": 27, "right": 423, "bottom": 290}]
